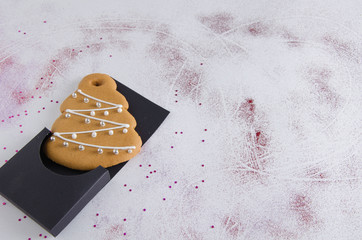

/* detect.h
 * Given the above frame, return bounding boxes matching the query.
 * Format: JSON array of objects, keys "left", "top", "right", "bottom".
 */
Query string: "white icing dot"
[
  {"left": 117, "top": 107, "right": 122, "bottom": 113},
  {"left": 96, "top": 102, "right": 101, "bottom": 108},
  {"left": 98, "top": 148, "right": 103, "bottom": 154},
  {"left": 72, "top": 92, "right": 77, "bottom": 98},
  {"left": 100, "top": 121, "right": 105, "bottom": 127},
  {"left": 65, "top": 113, "right": 71, "bottom": 118},
  {"left": 108, "top": 130, "right": 114, "bottom": 135},
  {"left": 85, "top": 118, "right": 90, "bottom": 124},
  {"left": 50, "top": 136, "right": 55, "bottom": 141},
  {"left": 72, "top": 133, "right": 77, "bottom": 139},
  {"left": 90, "top": 111, "right": 95, "bottom": 116},
  {"left": 127, "top": 149, "right": 132, "bottom": 153},
  {"left": 91, "top": 132, "right": 97, "bottom": 138},
  {"left": 113, "top": 149, "right": 119, "bottom": 155},
  {"left": 122, "top": 128, "right": 128, "bottom": 134},
  {"left": 84, "top": 98, "right": 89, "bottom": 103},
  {"left": 79, "top": 145, "right": 84, "bottom": 151},
  {"left": 63, "top": 142, "right": 69, "bottom": 147},
  {"left": 104, "top": 111, "right": 109, "bottom": 116}
]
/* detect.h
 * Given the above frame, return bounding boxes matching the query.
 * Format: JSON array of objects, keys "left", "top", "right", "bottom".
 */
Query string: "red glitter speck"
[
  {"left": 139, "top": 164, "right": 142, "bottom": 167},
  {"left": 211, "top": 225, "right": 214, "bottom": 228},
  {"left": 18, "top": 219, "right": 21, "bottom": 221},
  {"left": 2, "top": 202, "right": 6, "bottom": 205},
  {"left": 146, "top": 176, "right": 149, "bottom": 178},
  {"left": 195, "top": 186, "right": 199, "bottom": 189},
  {"left": 124, "top": 184, "right": 127, "bottom": 187},
  {"left": 123, "top": 218, "right": 126, "bottom": 221},
  {"left": 93, "top": 225, "right": 96, "bottom": 227},
  {"left": 143, "top": 209, "right": 146, "bottom": 211},
  {"left": 43, "top": 21, "right": 46, "bottom": 23},
  {"left": 163, "top": 198, "right": 166, "bottom": 201},
  {"left": 39, "top": 234, "right": 42, "bottom": 237},
  {"left": 129, "top": 189, "right": 132, "bottom": 192},
  {"left": 148, "top": 164, "right": 151, "bottom": 167}
]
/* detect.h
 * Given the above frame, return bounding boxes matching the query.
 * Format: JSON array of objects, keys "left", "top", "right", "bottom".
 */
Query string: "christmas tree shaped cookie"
[{"left": 44, "top": 73, "right": 142, "bottom": 170}]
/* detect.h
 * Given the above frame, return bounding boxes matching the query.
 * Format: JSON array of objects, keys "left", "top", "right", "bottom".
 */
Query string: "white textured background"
[{"left": 0, "top": 1, "right": 361, "bottom": 239}]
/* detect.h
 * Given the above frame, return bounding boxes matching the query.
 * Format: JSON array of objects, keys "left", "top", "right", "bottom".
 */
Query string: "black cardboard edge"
[
  {"left": 51, "top": 168, "right": 110, "bottom": 236},
  {"left": 0, "top": 128, "right": 111, "bottom": 236}
]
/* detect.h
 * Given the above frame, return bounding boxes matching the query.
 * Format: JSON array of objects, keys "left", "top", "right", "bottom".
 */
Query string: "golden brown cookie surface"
[{"left": 44, "top": 73, "right": 142, "bottom": 170}]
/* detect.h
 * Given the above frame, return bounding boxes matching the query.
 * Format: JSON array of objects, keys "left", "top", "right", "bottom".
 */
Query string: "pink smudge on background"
[
  {"left": 323, "top": 35, "right": 360, "bottom": 63},
  {"left": 290, "top": 194, "right": 318, "bottom": 227},
  {"left": 247, "top": 22, "right": 270, "bottom": 37},
  {"left": 199, "top": 12, "right": 235, "bottom": 34},
  {"left": 236, "top": 99, "right": 271, "bottom": 172},
  {"left": 222, "top": 215, "right": 244, "bottom": 238},
  {"left": 306, "top": 67, "right": 340, "bottom": 108},
  {"left": 104, "top": 224, "right": 124, "bottom": 240}
]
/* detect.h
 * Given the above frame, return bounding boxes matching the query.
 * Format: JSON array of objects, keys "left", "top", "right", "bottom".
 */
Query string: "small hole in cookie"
[{"left": 92, "top": 80, "right": 103, "bottom": 86}]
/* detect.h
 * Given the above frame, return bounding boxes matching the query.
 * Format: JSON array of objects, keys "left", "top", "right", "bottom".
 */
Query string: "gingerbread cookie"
[{"left": 44, "top": 73, "right": 142, "bottom": 170}]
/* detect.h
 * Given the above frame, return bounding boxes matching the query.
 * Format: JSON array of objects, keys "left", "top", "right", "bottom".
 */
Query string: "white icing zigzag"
[{"left": 50, "top": 89, "right": 136, "bottom": 154}]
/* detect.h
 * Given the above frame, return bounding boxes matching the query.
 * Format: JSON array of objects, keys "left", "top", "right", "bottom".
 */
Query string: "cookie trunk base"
[{"left": 0, "top": 78, "right": 170, "bottom": 236}]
